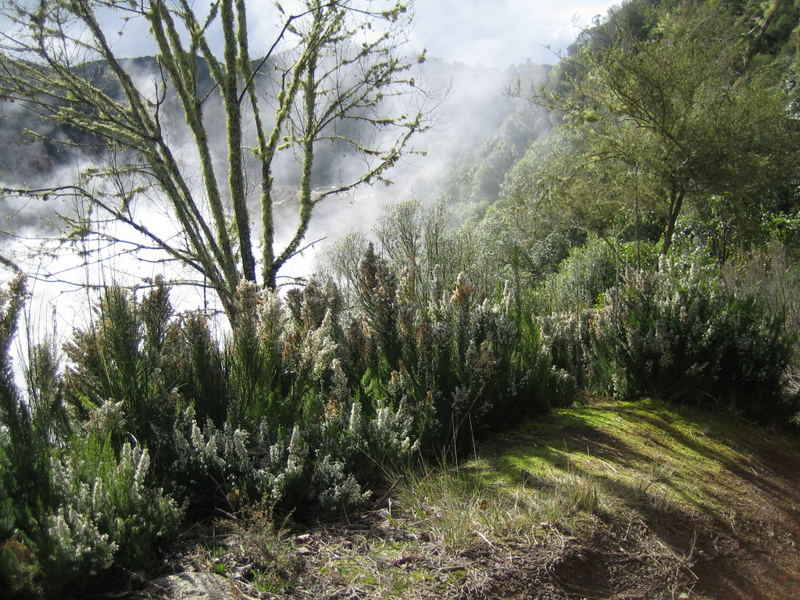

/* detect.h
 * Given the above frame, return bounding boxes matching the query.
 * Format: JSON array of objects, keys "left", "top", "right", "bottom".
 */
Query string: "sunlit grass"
[
  {"left": 396, "top": 398, "right": 800, "bottom": 551},
  {"left": 213, "top": 397, "right": 800, "bottom": 600}
]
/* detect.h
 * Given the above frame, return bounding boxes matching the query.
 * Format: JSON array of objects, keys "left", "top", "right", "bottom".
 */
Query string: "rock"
[{"left": 148, "top": 572, "right": 241, "bottom": 600}]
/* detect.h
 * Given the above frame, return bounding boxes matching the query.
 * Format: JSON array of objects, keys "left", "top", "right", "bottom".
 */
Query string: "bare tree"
[{"left": 0, "top": 0, "right": 429, "bottom": 321}]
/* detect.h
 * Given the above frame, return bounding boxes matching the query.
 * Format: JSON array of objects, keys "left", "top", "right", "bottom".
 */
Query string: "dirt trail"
[
  {"left": 529, "top": 404, "right": 800, "bottom": 600},
  {"left": 688, "top": 442, "right": 800, "bottom": 600}
]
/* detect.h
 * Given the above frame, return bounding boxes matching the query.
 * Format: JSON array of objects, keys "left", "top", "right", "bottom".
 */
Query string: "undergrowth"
[
  {"left": 0, "top": 238, "right": 568, "bottom": 595},
  {"left": 0, "top": 211, "right": 797, "bottom": 596}
]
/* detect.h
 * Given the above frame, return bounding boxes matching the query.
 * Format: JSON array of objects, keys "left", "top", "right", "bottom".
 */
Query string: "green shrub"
[
  {"left": 539, "top": 309, "right": 601, "bottom": 393},
  {"left": 64, "top": 283, "right": 177, "bottom": 447},
  {"left": 3, "top": 222, "right": 575, "bottom": 593},
  {"left": 0, "top": 276, "right": 181, "bottom": 597},
  {"left": 322, "top": 203, "right": 575, "bottom": 453},
  {"left": 595, "top": 256, "right": 795, "bottom": 422},
  {"left": 723, "top": 242, "right": 800, "bottom": 417},
  {"left": 352, "top": 246, "right": 570, "bottom": 452},
  {"left": 531, "top": 237, "right": 618, "bottom": 314},
  {"left": 0, "top": 275, "right": 52, "bottom": 596},
  {"left": 42, "top": 436, "right": 181, "bottom": 594},
  {"left": 531, "top": 236, "right": 659, "bottom": 315}
]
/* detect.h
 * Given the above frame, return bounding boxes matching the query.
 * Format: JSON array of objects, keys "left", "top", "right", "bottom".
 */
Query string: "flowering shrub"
[
  {"left": 351, "top": 244, "right": 570, "bottom": 451},
  {"left": 595, "top": 257, "right": 795, "bottom": 421},
  {"left": 723, "top": 243, "right": 800, "bottom": 419},
  {"left": 64, "top": 284, "right": 177, "bottom": 448},
  {"left": 1, "top": 323, "right": 180, "bottom": 596},
  {"left": 42, "top": 437, "right": 180, "bottom": 592},
  {"left": 0, "top": 275, "right": 55, "bottom": 595},
  {"left": 539, "top": 308, "right": 601, "bottom": 393},
  {"left": 0, "top": 230, "right": 572, "bottom": 593},
  {"left": 3, "top": 220, "right": 795, "bottom": 598}
]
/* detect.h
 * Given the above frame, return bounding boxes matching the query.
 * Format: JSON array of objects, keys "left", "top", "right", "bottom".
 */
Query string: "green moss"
[{"left": 459, "top": 399, "right": 798, "bottom": 523}]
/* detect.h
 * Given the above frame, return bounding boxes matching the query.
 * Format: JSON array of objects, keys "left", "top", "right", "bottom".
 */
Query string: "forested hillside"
[{"left": 1, "top": 0, "right": 799, "bottom": 598}]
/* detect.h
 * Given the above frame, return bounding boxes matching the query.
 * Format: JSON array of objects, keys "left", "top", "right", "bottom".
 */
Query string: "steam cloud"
[{"left": 0, "top": 5, "right": 562, "bottom": 341}]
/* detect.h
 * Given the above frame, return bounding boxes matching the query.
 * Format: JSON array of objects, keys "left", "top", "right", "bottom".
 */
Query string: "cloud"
[
  {"left": 408, "top": 0, "right": 618, "bottom": 67},
  {"left": 93, "top": 1, "right": 283, "bottom": 59},
  {"left": 83, "top": 1, "right": 617, "bottom": 68},
  {"left": 0, "top": 0, "right": 619, "bottom": 330}
]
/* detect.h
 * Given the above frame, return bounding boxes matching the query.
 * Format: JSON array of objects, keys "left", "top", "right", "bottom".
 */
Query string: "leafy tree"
[
  {"left": 526, "top": 2, "right": 800, "bottom": 256},
  {"left": 476, "top": 133, "right": 593, "bottom": 285},
  {"left": 0, "top": 0, "right": 428, "bottom": 321}
]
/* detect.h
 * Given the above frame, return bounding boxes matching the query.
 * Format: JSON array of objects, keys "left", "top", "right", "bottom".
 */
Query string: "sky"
[{"left": 94, "top": 0, "right": 620, "bottom": 69}]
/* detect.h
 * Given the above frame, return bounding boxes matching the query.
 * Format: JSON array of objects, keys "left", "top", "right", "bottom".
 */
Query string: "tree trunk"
[{"left": 660, "top": 188, "right": 685, "bottom": 256}]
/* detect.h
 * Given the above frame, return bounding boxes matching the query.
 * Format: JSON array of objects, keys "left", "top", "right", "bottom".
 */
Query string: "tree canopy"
[{"left": 514, "top": 1, "right": 800, "bottom": 257}]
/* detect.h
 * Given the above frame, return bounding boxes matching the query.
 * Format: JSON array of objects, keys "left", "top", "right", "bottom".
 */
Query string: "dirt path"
[{"left": 688, "top": 441, "right": 800, "bottom": 600}]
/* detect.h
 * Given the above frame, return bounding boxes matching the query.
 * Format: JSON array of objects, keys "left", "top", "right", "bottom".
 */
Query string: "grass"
[
  {"left": 160, "top": 398, "right": 800, "bottom": 599},
  {"left": 463, "top": 398, "right": 799, "bottom": 522}
]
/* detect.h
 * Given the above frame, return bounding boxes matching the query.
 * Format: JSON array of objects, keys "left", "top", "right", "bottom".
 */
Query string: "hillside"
[
  {"left": 137, "top": 399, "right": 800, "bottom": 600},
  {"left": 1, "top": 2, "right": 799, "bottom": 598}
]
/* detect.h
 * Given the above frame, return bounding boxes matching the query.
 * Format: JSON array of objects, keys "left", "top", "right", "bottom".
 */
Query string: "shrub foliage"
[
  {"left": 597, "top": 257, "right": 795, "bottom": 421},
  {"left": 0, "top": 241, "right": 569, "bottom": 594},
  {"left": 1, "top": 199, "right": 796, "bottom": 597}
]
